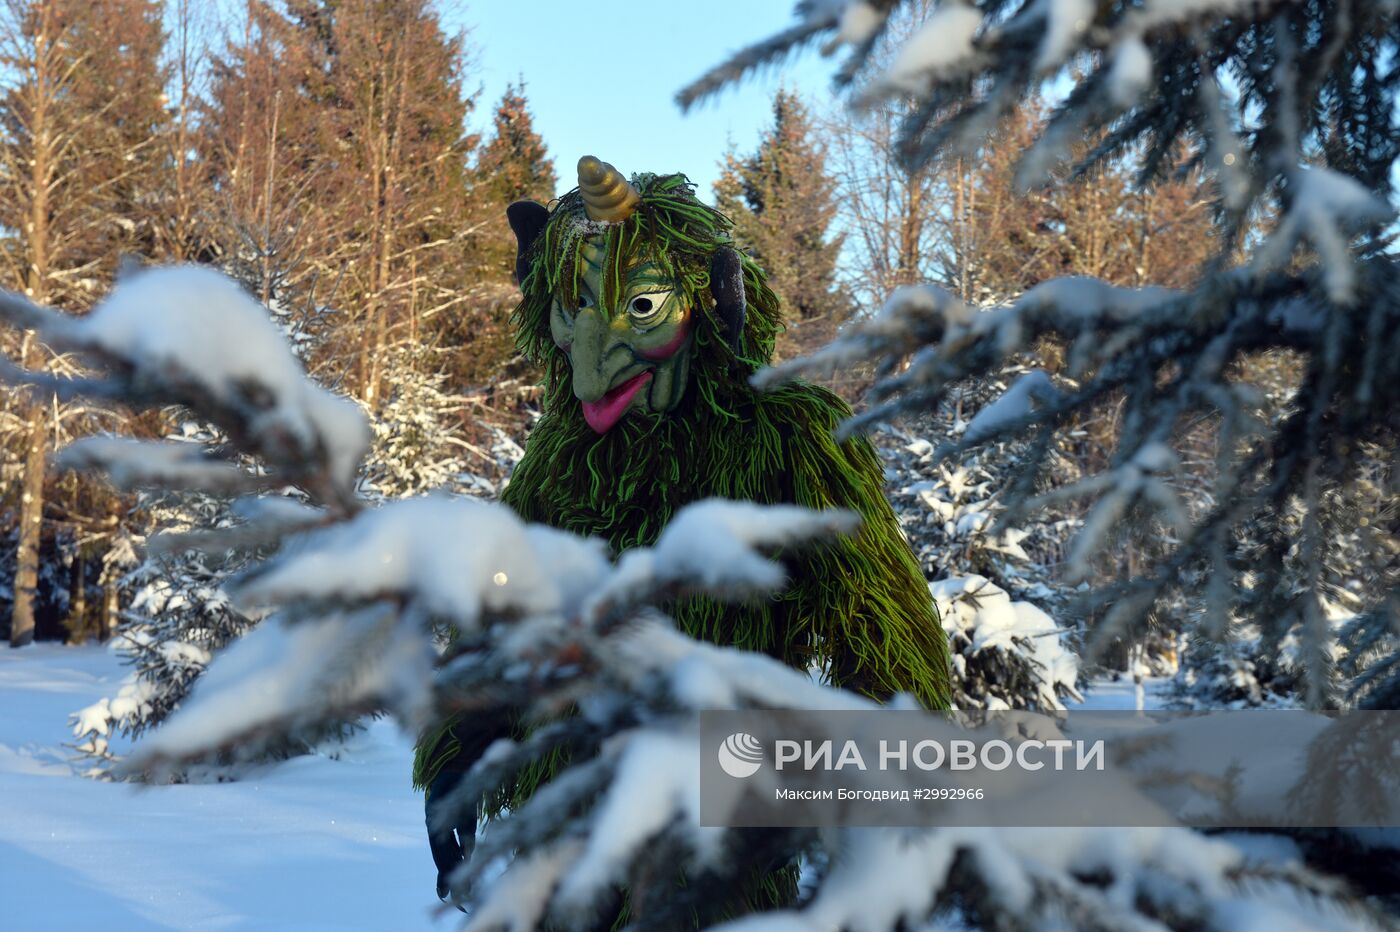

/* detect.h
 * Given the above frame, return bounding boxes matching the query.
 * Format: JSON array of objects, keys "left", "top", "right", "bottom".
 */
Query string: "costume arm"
[{"left": 773, "top": 384, "right": 952, "bottom": 710}]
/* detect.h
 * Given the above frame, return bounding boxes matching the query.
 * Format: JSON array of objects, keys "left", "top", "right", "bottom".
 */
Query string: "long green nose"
[{"left": 569, "top": 306, "right": 631, "bottom": 402}]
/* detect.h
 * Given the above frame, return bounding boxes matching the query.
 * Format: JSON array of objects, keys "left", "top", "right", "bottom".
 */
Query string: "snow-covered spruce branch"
[
  {"left": 104, "top": 496, "right": 1383, "bottom": 930},
  {"left": 682, "top": 2, "right": 1394, "bottom": 263},
  {"left": 118, "top": 495, "right": 861, "bottom": 770},
  {"left": 55, "top": 437, "right": 271, "bottom": 495},
  {"left": 760, "top": 266, "right": 1400, "bottom": 703},
  {"left": 0, "top": 266, "right": 368, "bottom": 760},
  {"left": 707, "top": 1, "right": 1400, "bottom": 709},
  {"left": 0, "top": 266, "right": 368, "bottom": 514},
  {"left": 116, "top": 495, "right": 1381, "bottom": 930}
]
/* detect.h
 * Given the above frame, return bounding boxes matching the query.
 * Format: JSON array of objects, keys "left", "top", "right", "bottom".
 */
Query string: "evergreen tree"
[
  {"left": 470, "top": 81, "right": 556, "bottom": 278},
  {"left": 715, "top": 89, "right": 853, "bottom": 359},
  {"left": 71, "top": 432, "right": 257, "bottom": 767},
  {"left": 68, "top": 0, "right": 168, "bottom": 265},
  {"left": 292, "top": 0, "right": 475, "bottom": 410},
  {"left": 202, "top": 0, "right": 476, "bottom": 408},
  {"left": 449, "top": 81, "right": 557, "bottom": 388},
  {"left": 201, "top": 6, "right": 552, "bottom": 418}
]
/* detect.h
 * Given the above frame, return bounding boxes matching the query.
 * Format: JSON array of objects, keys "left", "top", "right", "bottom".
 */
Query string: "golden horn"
[{"left": 578, "top": 155, "right": 640, "bottom": 223}]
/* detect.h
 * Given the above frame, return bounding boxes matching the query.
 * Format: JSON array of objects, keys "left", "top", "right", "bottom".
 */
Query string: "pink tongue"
[{"left": 581, "top": 370, "right": 653, "bottom": 433}]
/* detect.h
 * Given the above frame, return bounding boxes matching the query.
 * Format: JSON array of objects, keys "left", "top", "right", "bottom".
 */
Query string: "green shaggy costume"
[{"left": 415, "top": 162, "right": 950, "bottom": 913}]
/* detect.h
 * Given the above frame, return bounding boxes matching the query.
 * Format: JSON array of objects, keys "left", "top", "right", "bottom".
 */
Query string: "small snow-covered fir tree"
[
  {"left": 879, "top": 381, "right": 1078, "bottom": 605},
  {"left": 359, "top": 348, "right": 481, "bottom": 501},
  {"left": 69, "top": 421, "right": 260, "bottom": 766},
  {"left": 877, "top": 366, "right": 1085, "bottom": 709},
  {"left": 931, "top": 573, "right": 1082, "bottom": 710}
]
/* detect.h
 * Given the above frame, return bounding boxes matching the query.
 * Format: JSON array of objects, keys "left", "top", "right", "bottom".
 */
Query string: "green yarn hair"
[{"left": 414, "top": 172, "right": 951, "bottom": 795}]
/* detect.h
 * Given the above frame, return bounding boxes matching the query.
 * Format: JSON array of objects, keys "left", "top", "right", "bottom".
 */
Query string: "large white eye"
[{"left": 628, "top": 290, "right": 670, "bottom": 326}]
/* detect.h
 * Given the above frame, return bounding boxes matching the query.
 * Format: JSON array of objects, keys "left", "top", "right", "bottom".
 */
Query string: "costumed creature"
[{"left": 416, "top": 156, "right": 952, "bottom": 917}]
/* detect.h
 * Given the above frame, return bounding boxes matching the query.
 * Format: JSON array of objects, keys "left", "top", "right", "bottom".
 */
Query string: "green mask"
[
  {"left": 506, "top": 157, "right": 774, "bottom": 435},
  {"left": 548, "top": 239, "right": 693, "bottom": 432}
]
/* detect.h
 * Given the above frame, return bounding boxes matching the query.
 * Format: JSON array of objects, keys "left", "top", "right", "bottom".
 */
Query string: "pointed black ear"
[
  {"left": 709, "top": 246, "right": 747, "bottom": 354},
  {"left": 506, "top": 200, "right": 550, "bottom": 286}
]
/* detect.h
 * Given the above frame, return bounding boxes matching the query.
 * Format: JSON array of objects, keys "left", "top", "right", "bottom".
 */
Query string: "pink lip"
[{"left": 581, "top": 370, "right": 653, "bottom": 433}]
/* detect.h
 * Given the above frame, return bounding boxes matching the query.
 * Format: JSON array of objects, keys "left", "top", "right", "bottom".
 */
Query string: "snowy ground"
[
  {"left": 0, "top": 644, "right": 1168, "bottom": 930},
  {"left": 0, "top": 644, "right": 444, "bottom": 931},
  {"left": 1068, "top": 672, "right": 1171, "bottom": 711}
]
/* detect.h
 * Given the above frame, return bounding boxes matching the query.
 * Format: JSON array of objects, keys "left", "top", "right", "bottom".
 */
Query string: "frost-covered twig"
[
  {"left": 1, "top": 265, "right": 369, "bottom": 514},
  {"left": 56, "top": 437, "right": 272, "bottom": 494}
]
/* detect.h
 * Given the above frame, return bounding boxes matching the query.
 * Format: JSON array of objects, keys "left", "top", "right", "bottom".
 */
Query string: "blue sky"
[{"left": 445, "top": 2, "right": 835, "bottom": 200}]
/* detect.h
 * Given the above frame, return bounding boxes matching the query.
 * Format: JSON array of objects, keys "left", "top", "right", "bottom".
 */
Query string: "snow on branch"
[
  {"left": 1252, "top": 166, "right": 1396, "bottom": 305},
  {"left": 585, "top": 501, "right": 861, "bottom": 620},
  {"left": 752, "top": 283, "right": 975, "bottom": 393},
  {"left": 130, "top": 605, "right": 434, "bottom": 768},
  {"left": 962, "top": 369, "right": 1058, "bottom": 445},
  {"left": 0, "top": 265, "right": 368, "bottom": 511},
  {"left": 56, "top": 436, "right": 269, "bottom": 494},
  {"left": 1030, "top": 442, "right": 1190, "bottom": 585},
  {"left": 756, "top": 276, "right": 1185, "bottom": 444},
  {"left": 752, "top": 244, "right": 1400, "bottom": 690},
  {"left": 709, "top": 821, "right": 1372, "bottom": 932},
  {"left": 932, "top": 574, "right": 1082, "bottom": 710},
  {"left": 230, "top": 495, "right": 612, "bottom": 631},
  {"left": 858, "top": 0, "right": 983, "bottom": 99},
  {"left": 120, "top": 496, "right": 859, "bottom": 773}
]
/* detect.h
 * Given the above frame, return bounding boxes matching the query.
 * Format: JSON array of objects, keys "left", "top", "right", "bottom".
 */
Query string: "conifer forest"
[{"left": 0, "top": 1, "right": 1397, "bottom": 929}]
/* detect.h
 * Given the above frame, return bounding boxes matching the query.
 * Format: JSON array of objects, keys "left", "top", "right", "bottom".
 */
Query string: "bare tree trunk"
[
  {"left": 9, "top": 7, "right": 53, "bottom": 646},
  {"left": 100, "top": 576, "right": 118, "bottom": 642},
  {"left": 408, "top": 252, "right": 419, "bottom": 346},
  {"left": 260, "top": 91, "right": 281, "bottom": 307},
  {"left": 65, "top": 556, "right": 86, "bottom": 644},
  {"left": 365, "top": 80, "right": 390, "bottom": 409},
  {"left": 360, "top": 132, "right": 383, "bottom": 405},
  {"left": 952, "top": 157, "right": 966, "bottom": 299},
  {"left": 10, "top": 400, "right": 45, "bottom": 647},
  {"left": 12, "top": 336, "right": 46, "bottom": 650},
  {"left": 166, "top": 0, "right": 205, "bottom": 261}
]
